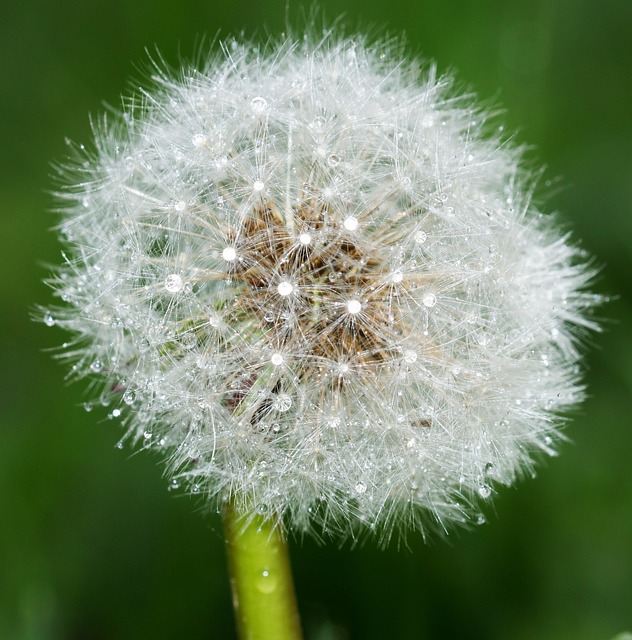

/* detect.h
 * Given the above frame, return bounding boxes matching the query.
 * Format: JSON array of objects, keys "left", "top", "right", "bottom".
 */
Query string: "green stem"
[{"left": 223, "top": 501, "right": 302, "bottom": 640}]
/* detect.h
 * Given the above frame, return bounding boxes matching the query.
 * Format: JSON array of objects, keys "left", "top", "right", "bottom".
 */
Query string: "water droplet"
[
  {"left": 391, "top": 269, "right": 404, "bottom": 283},
  {"left": 355, "top": 482, "right": 367, "bottom": 494},
  {"left": 403, "top": 350, "right": 417, "bottom": 363},
  {"left": 478, "top": 484, "right": 492, "bottom": 499},
  {"left": 168, "top": 479, "right": 180, "bottom": 491},
  {"left": 164, "top": 274, "right": 184, "bottom": 293},
  {"left": 253, "top": 180, "right": 265, "bottom": 191},
  {"left": 192, "top": 484, "right": 200, "bottom": 493},
  {"left": 310, "top": 116, "right": 326, "bottom": 131},
  {"left": 43, "top": 312, "right": 55, "bottom": 327},
  {"left": 192, "top": 134, "right": 207, "bottom": 147},
  {"left": 415, "top": 231, "right": 427, "bottom": 244},
  {"left": 347, "top": 299, "right": 362, "bottom": 315},
  {"left": 273, "top": 394, "right": 292, "bottom": 412},
  {"left": 277, "top": 281, "right": 294, "bottom": 296},
  {"left": 256, "top": 566, "right": 277, "bottom": 594},
  {"left": 327, "top": 153, "right": 340, "bottom": 167},
  {"left": 251, "top": 96, "right": 268, "bottom": 112},
  {"left": 111, "top": 408, "right": 121, "bottom": 418},
  {"left": 343, "top": 216, "right": 358, "bottom": 231},
  {"left": 90, "top": 361, "right": 102, "bottom": 373},
  {"left": 484, "top": 462, "right": 495, "bottom": 477},
  {"left": 143, "top": 430, "right": 152, "bottom": 440},
  {"left": 83, "top": 402, "right": 93, "bottom": 412},
  {"left": 271, "top": 353, "right": 284, "bottom": 366},
  {"left": 422, "top": 292, "right": 437, "bottom": 307},
  {"left": 222, "top": 247, "right": 237, "bottom": 262},
  {"left": 476, "top": 514, "right": 487, "bottom": 525},
  {"left": 174, "top": 200, "right": 186, "bottom": 212},
  {"left": 123, "top": 391, "right": 136, "bottom": 405},
  {"left": 299, "top": 232, "right": 312, "bottom": 245}
]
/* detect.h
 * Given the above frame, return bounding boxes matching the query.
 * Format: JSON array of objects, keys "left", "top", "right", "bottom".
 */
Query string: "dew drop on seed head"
[
  {"left": 271, "top": 353, "right": 284, "bottom": 366},
  {"left": 168, "top": 479, "right": 180, "bottom": 491},
  {"left": 422, "top": 292, "right": 437, "bottom": 307},
  {"left": 253, "top": 180, "right": 265, "bottom": 191},
  {"left": 277, "top": 281, "right": 294, "bottom": 296},
  {"left": 251, "top": 96, "right": 268, "bottom": 112},
  {"left": 404, "top": 350, "right": 417, "bottom": 363},
  {"left": 43, "top": 312, "right": 55, "bottom": 327},
  {"left": 310, "top": 116, "right": 326, "bottom": 132},
  {"left": 164, "top": 274, "right": 184, "bottom": 293},
  {"left": 343, "top": 216, "right": 358, "bottom": 231},
  {"left": 123, "top": 391, "right": 135, "bottom": 405},
  {"left": 355, "top": 482, "right": 367, "bottom": 494},
  {"left": 192, "top": 134, "right": 207, "bottom": 147},
  {"left": 173, "top": 201, "right": 186, "bottom": 212},
  {"left": 327, "top": 154, "right": 340, "bottom": 167},
  {"left": 222, "top": 247, "right": 237, "bottom": 262},
  {"left": 299, "top": 232, "right": 312, "bottom": 245},
  {"left": 415, "top": 231, "right": 427, "bottom": 244},
  {"left": 478, "top": 484, "right": 492, "bottom": 499},
  {"left": 391, "top": 269, "right": 404, "bottom": 283},
  {"left": 273, "top": 394, "right": 292, "bottom": 412},
  {"left": 347, "top": 299, "right": 362, "bottom": 314},
  {"left": 90, "top": 360, "right": 102, "bottom": 373}
]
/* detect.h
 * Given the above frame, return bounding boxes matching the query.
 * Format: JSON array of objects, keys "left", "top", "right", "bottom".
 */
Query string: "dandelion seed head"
[{"left": 43, "top": 31, "right": 602, "bottom": 541}]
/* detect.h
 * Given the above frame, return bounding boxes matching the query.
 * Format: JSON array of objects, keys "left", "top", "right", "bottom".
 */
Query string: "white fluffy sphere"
[{"left": 45, "top": 34, "right": 600, "bottom": 540}]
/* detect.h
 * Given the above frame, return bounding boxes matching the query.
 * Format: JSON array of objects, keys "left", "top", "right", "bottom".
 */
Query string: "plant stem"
[{"left": 223, "top": 501, "right": 302, "bottom": 640}]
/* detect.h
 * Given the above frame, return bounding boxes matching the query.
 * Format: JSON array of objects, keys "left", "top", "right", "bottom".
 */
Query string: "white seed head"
[{"left": 44, "top": 32, "right": 601, "bottom": 542}]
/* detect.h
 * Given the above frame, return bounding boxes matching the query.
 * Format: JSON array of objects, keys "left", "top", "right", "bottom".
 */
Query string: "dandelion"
[{"left": 42, "top": 29, "right": 601, "bottom": 639}]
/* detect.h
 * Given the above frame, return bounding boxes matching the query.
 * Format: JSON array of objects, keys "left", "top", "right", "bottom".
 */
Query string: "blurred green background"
[{"left": 2, "top": 0, "right": 631, "bottom": 638}]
